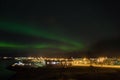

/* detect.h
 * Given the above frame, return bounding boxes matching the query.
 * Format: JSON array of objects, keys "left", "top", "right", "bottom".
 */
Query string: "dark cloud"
[{"left": 90, "top": 37, "right": 120, "bottom": 57}]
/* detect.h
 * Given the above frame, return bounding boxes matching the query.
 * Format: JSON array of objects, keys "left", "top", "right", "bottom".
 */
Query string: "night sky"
[{"left": 0, "top": 0, "right": 120, "bottom": 57}]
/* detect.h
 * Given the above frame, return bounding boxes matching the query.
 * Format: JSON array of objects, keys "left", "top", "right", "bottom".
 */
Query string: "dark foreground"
[{"left": 7, "top": 66, "right": 120, "bottom": 80}]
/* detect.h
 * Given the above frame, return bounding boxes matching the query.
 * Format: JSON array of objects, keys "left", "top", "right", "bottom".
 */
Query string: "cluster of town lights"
[{"left": 7, "top": 56, "right": 120, "bottom": 68}]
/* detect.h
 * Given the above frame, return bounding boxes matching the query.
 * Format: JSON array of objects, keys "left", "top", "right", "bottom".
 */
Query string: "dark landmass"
[{"left": 8, "top": 66, "right": 120, "bottom": 80}]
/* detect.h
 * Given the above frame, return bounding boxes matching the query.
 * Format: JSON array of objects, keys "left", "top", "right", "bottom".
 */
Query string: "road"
[{"left": 72, "top": 64, "right": 120, "bottom": 68}]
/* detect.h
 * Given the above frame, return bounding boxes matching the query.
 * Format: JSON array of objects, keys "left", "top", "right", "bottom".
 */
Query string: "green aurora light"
[
  {"left": 0, "top": 42, "right": 81, "bottom": 51},
  {"left": 0, "top": 21, "right": 85, "bottom": 51}
]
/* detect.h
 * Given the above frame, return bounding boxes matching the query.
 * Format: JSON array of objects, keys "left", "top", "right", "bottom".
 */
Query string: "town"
[{"left": 1, "top": 56, "right": 120, "bottom": 68}]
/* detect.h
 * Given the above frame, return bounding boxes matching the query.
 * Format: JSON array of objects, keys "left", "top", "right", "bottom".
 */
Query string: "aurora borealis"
[
  {"left": 0, "top": 0, "right": 120, "bottom": 57},
  {"left": 0, "top": 21, "right": 84, "bottom": 51}
]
